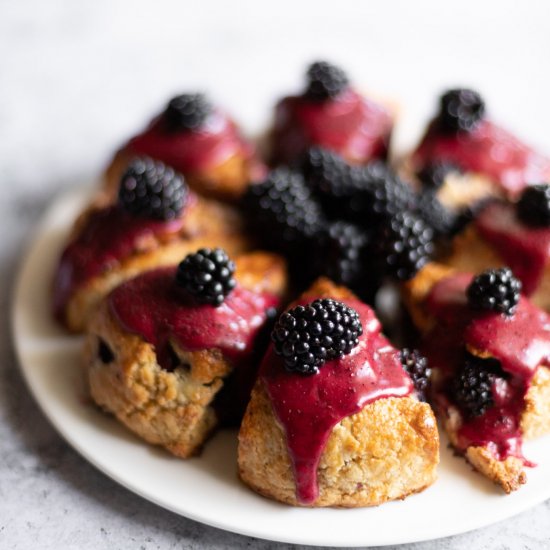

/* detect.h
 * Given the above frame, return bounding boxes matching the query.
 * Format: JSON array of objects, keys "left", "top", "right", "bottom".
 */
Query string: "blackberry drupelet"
[
  {"left": 400, "top": 348, "right": 431, "bottom": 401},
  {"left": 466, "top": 267, "right": 522, "bottom": 316},
  {"left": 242, "top": 167, "right": 325, "bottom": 253},
  {"left": 375, "top": 211, "right": 434, "bottom": 281},
  {"left": 417, "top": 161, "right": 462, "bottom": 190},
  {"left": 271, "top": 298, "right": 363, "bottom": 375},
  {"left": 314, "top": 221, "right": 369, "bottom": 287},
  {"left": 451, "top": 354, "right": 503, "bottom": 417},
  {"left": 163, "top": 93, "right": 213, "bottom": 132},
  {"left": 415, "top": 191, "right": 457, "bottom": 237},
  {"left": 305, "top": 61, "right": 350, "bottom": 101},
  {"left": 517, "top": 184, "right": 550, "bottom": 227},
  {"left": 438, "top": 88, "right": 485, "bottom": 133},
  {"left": 176, "top": 248, "right": 236, "bottom": 306},
  {"left": 118, "top": 157, "right": 188, "bottom": 221}
]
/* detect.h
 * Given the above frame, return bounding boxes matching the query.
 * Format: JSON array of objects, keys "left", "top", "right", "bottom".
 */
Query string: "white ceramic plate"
[{"left": 11, "top": 187, "right": 550, "bottom": 547}]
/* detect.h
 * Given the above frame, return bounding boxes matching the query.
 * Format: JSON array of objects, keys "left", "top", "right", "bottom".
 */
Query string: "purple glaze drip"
[
  {"left": 271, "top": 88, "right": 393, "bottom": 165},
  {"left": 475, "top": 201, "right": 550, "bottom": 295},
  {"left": 53, "top": 204, "right": 188, "bottom": 323},
  {"left": 261, "top": 298, "right": 413, "bottom": 504},
  {"left": 108, "top": 267, "right": 280, "bottom": 369},
  {"left": 413, "top": 119, "right": 550, "bottom": 197},
  {"left": 128, "top": 109, "right": 255, "bottom": 174}
]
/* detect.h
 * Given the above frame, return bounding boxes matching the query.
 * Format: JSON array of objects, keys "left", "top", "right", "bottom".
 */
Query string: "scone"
[
  {"left": 53, "top": 158, "right": 250, "bottom": 332},
  {"left": 403, "top": 263, "right": 550, "bottom": 492},
  {"left": 269, "top": 61, "right": 394, "bottom": 167},
  {"left": 404, "top": 88, "right": 550, "bottom": 213},
  {"left": 103, "top": 93, "right": 264, "bottom": 202},
  {"left": 444, "top": 187, "right": 550, "bottom": 311},
  {"left": 238, "top": 277, "right": 439, "bottom": 507},
  {"left": 84, "top": 249, "right": 287, "bottom": 458}
]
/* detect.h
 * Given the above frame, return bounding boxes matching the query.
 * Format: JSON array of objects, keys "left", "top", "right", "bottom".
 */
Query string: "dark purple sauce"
[
  {"left": 128, "top": 110, "right": 255, "bottom": 174},
  {"left": 108, "top": 267, "right": 280, "bottom": 369},
  {"left": 425, "top": 273, "right": 550, "bottom": 462},
  {"left": 260, "top": 298, "right": 413, "bottom": 504},
  {"left": 475, "top": 201, "right": 550, "bottom": 295},
  {"left": 53, "top": 204, "right": 188, "bottom": 323},
  {"left": 271, "top": 88, "right": 392, "bottom": 166},
  {"left": 413, "top": 119, "right": 550, "bottom": 197}
]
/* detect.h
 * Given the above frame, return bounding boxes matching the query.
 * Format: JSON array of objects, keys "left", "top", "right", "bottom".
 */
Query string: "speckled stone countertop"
[{"left": 2, "top": 1, "right": 550, "bottom": 548}]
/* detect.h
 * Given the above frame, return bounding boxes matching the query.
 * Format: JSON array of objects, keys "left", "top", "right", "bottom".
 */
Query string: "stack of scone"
[{"left": 52, "top": 60, "right": 550, "bottom": 506}]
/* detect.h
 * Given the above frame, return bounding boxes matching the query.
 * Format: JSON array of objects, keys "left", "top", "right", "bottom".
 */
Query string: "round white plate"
[{"left": 12, "top": 187, "right": 550, "bottom": 547}]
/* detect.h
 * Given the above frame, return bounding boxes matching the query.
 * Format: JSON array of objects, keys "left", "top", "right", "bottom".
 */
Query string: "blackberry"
[
  {"left": 305, "top": 61, "right": 350, "bottom": 101},
  {"left": 242, "top": 168, "right": 325, "bottom": 253},
  {"left": 466, "top": 267, "right": 522, "bottom": 316},
  {"left": 400, "top": 348, "right": 431, "bottom": 401},
  {"left": 163, "top": 93, "right": 213, "bottom": 132},
  {"left": 417, "top": 161, "right": 462, "bottom": 190},
  {"left": 314, "top": 221, "right": 369, "bottom": 287},
  {"left": 272, "top": 298, "right": 363, "bottom": 375},
  {"left": 415, "top": 191, "right": 457, "bottom": 237},
  {"left": 517, "top": 184, "right": 550, "bottom": 227},
  {"left": 176, "top": 248, "right": 236, "bottom": 306},
  {"left": 375, "top": 211, "right": 434, "bottom": 280},
  {"left": 118, "top": 157, "right": 188, "bottom": 221},
  {"left": 438, "top": 88, "right": 485, "bottom": 133},
  {"left": 451, "top": 354, "right": 503, "bottom": 417}
]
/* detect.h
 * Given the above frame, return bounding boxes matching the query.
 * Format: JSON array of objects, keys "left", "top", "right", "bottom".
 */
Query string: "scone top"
[
  {"left": 53, "top": 158, "right": 192, "bottom": 323},
  {"left": 411, "top": 88, "right": 550, "bottom": 198},
  {"left": 420, "top": 266, "right": 550, "bottom": 463},
  {"left": 125, "top": 92, "right": 255, "bottom": 175},
  {"left": 260, "top": 278, "right": 419, "bottom": 504},
  {"left": 270, "top": 60, "right": 393, "bottom": 166}
]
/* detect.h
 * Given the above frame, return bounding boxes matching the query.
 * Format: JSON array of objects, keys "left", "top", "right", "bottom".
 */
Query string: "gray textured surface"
[{"left": 2, "top": 1, "right": 550, "bottom": 548}]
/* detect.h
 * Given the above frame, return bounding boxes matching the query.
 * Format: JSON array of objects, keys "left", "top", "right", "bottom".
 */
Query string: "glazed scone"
[
  {"left": 444, "top": 195, "right": 550, "bottom": 311},
  {"left": 102, "top": 93, "right": 264, "bottom": 202},
  {"left": 403, "top": 263, "right": 550, "bottom": 492},
  {"left": 403, "top": 89, "right": 550, "bottom": 212},
  {"left": 85, "top": 251, "right": 287, "bottom": 458},
  {"left": 269, "top": 61, "right": 393, "bottom": 167},
  {"left": 53, "top": 160, "right": 251, "bottom": 332},
  {"left": 238, "top": 278, "right": 439, "bottom": 507}
]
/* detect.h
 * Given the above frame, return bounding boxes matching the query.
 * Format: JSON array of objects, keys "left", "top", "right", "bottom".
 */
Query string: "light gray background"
[{"left": 1, "top": 1, "right": 550, "bottom": 548}]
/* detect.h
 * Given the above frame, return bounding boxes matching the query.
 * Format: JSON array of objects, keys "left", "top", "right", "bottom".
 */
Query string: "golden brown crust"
[
  {"left": 103, "top": 147, "right": 263, "bottom": 203},
  {"left": 403, "top": 262, "right": 550, "bottom": 492},
  {"left": 62, "top": 196, "right": 251, "bottom": 333},
  {"left": 85, "top": 251, "right": 288, "bottom": 458},
  {"left": 238, "top": 383, "right": 439, "bottom": 507}
]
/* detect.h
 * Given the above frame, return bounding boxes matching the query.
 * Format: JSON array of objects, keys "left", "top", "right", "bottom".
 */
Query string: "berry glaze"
[
  {"left": 53, "top": 198, "right": 195, "bottom": 323},
  {"left": 260, "top": 297, "right": 413, "bottom": 504},
  {"left": 271, "top": 88, "right": 393, "bottom": 166},
  {"left": 127, "top": 109, "right": 257, "bottom": 174},
  {"left": 108, "top": 267, "right": 280, "bottom": 370},
  {"left": 425, "top": 273, "right": 550, "bottom": 462},
  {"left": 475, "top": 201, "right": 550, "bottom": 295},
  {"left": 413, "top": 119, "right": 550, "bottom": 197}
]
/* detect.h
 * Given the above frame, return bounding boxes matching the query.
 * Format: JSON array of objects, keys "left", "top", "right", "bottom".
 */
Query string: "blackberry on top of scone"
[
  {"left": 402, "top": 263, "right": 550, "bottom": 493},
  {"left": 103, "top": 93, "right": 264, "bottom": 202},
  {"left": 269, "top": 61, "right": 394, "bottom": 166},
  {"left": 444, "top": 183, "right": 550, "bottom": 312},
  {"left": 406, "top": 88, "right": 550, "bottom": 214},
  {"left": 85, "top": 247, "right": 288, "bottom": 458},
  {"left": 238, "top": 277, "right": 439, "bottom": 507},
  {"left": 54, "top": 156, "right": 250, "bottom": 332}
]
